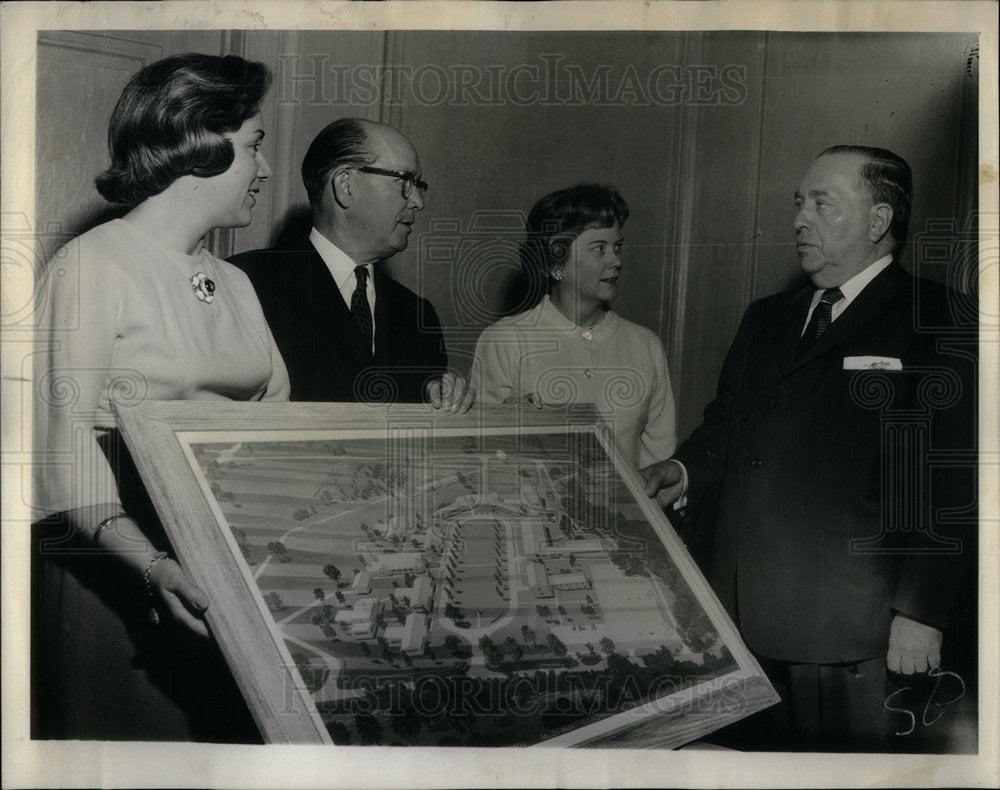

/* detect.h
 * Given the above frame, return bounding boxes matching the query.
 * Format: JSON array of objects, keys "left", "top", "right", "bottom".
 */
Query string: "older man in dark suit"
[
  {"left": 231, "top": 118, "right": 474, "bottom": 411},
  {"left": 643, "top": 145, "right": 976, "bottom": 750}
]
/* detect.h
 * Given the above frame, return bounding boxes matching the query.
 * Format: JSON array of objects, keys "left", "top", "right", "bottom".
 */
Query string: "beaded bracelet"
[
  {"left": 143, "top": 551, "right": 170, "bottom": 625},
  {"left": 92, "top": 512, "right": 130, "bottom": 547}
]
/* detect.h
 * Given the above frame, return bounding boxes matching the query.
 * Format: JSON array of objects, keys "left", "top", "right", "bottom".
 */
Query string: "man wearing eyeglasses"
[{"left": 231, "top": 118, "right": 474, "bottom": 411}]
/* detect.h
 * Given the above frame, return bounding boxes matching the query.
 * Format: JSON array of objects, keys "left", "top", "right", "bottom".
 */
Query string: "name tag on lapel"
[{"left": 843, "top": 356, "right": 902, "bottom": 371}]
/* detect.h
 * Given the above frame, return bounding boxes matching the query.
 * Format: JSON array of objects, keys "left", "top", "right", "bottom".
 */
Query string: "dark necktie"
[
  {"left": 797, "top": 287, "right": 844, "bottom": 355},
  {"left": 350, "top": 265, "right": 373, "bottom": 351}
]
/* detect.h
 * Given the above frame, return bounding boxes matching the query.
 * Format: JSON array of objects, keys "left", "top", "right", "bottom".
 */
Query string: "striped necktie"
[{"left": 797, "top": 287, "right": 844, "bottom": 356}]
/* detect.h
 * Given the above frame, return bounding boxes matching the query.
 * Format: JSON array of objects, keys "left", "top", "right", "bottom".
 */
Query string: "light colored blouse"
[
  {"left": 33, "top": 218, "right": 290, "bottom": 516},
  {"left": 472, "top": 296, "right": 676, "bottom": 469}
]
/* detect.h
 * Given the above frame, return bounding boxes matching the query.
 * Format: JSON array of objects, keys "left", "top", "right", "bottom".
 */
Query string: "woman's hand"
[{"left": 147, "top": 557, "right": 211, "bottom": 637}]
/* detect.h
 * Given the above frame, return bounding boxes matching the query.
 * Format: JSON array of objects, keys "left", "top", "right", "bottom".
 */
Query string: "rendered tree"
[
  {"left": 606, "top": 651, "right": 634, "bottom": 679},
  {"left": 354, "top": 714, "right": 383, "bottom": 745},
  {"left": 264, "top": 591, "right": 283, "bottom": 612},
  {"left": 390, "top": 704, "right": 423, "bottom": 744},
  {"left": 485, "top": 645, "right": 504, "bottom": 667}
]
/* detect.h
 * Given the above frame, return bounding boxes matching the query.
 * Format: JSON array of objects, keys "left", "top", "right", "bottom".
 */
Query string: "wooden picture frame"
[{"left": 115, "top": 400, "right": 778, "bottom": 747}]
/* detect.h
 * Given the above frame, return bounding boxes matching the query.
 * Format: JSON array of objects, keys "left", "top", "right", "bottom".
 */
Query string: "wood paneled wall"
[{"left": 35, "top": 30, "right": 978, "bottom": 439}]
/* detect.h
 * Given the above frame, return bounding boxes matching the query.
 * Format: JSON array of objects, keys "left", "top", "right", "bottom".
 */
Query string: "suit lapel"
[
  {"left": 372, "top": 268, "right": 392, "bottom": 363},
  {"left": 785, "top": 263, "right": 909, "bottom": 375},
  {"left": 776, "top": 287, "right": 815, "bottom": 376},
  {"left": 301, "top": 241, "right": 373, "bottom": 367}
]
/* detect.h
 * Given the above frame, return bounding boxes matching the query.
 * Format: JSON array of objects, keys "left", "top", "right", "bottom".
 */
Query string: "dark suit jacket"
[
  {"left": 230, "top": 240, "right": 447, "bottom": 403},
  {"left": 674, "top": 262, "right": 976, "bottom": 665}
]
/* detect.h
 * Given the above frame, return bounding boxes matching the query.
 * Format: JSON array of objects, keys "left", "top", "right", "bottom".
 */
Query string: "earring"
[{"left": 551, "top": 269, "right": 564, "bottom": 281}]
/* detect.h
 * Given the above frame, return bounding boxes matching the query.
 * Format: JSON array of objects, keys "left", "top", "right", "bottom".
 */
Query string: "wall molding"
[
  {"left": 379, "top": 31, "right": 403, "bottom": 128},
  {"left": 741, "top": 31, "right": 768, "bottom": 307},
  {"left": 263, "top": 30, "right": 302, "bottom": 249},
  {"left": 209, "top": 30, "right": 250, "bottom": 257},
  {"left": 37, "top": 31, "right": 161, "bottom": 64},
  {"left": 665, "top": 32, "right": 703, "bottom": 405}
]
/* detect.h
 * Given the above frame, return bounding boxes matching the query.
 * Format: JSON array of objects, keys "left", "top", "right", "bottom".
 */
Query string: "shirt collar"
[
  {"left": 538, "top": 295, "right": 619, "bottom": 339},
  {"left": 309, "top": 227, "right": 371, "bottom": 291},
  {"left": 836, "top": 254, "right": 893, "bottom": 304}
]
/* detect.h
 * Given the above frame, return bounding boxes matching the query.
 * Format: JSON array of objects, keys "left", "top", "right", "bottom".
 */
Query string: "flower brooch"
[{"left": 191, "top": 272, "right": 216, "bottom": 303}]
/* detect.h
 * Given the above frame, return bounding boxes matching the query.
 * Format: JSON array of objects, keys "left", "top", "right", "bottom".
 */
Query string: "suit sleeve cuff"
[{"left": 672, "top": 460, "right": 689, "bottom": 511}]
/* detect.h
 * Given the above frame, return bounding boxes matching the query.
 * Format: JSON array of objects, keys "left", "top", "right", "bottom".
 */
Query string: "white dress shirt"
[{"left": 800, "top": 254, "right": 893, "bottom": 335}]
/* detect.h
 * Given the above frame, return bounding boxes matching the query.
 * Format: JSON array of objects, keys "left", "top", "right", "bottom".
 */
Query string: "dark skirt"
[{"left": 31, "top": 517, "right": 262, "bottom": 743}]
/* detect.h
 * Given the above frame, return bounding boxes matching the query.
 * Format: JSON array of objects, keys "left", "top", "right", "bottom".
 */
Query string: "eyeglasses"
[{"left": 357, "top": 166, "right": 428, "bottom": 200}]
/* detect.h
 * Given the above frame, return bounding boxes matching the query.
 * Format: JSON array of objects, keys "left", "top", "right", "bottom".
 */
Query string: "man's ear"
[
  {"left": 869, "top": 203, "right": 894, "bottom": 243},
  {"left": 331, "top": 168, "right": 353, "bottom": 209}
]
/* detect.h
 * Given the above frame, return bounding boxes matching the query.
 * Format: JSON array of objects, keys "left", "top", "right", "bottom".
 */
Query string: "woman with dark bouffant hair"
[
  {"left": 472, "top": 184, "right": 677, "bottom": 477},
  {"left": 32, "top": 53, "right": 288, "bottom": 742}
]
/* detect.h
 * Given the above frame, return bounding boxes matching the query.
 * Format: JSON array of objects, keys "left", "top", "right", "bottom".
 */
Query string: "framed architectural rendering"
[{"left": 114, "top": 401, "right": 778, "bottom": 747}]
